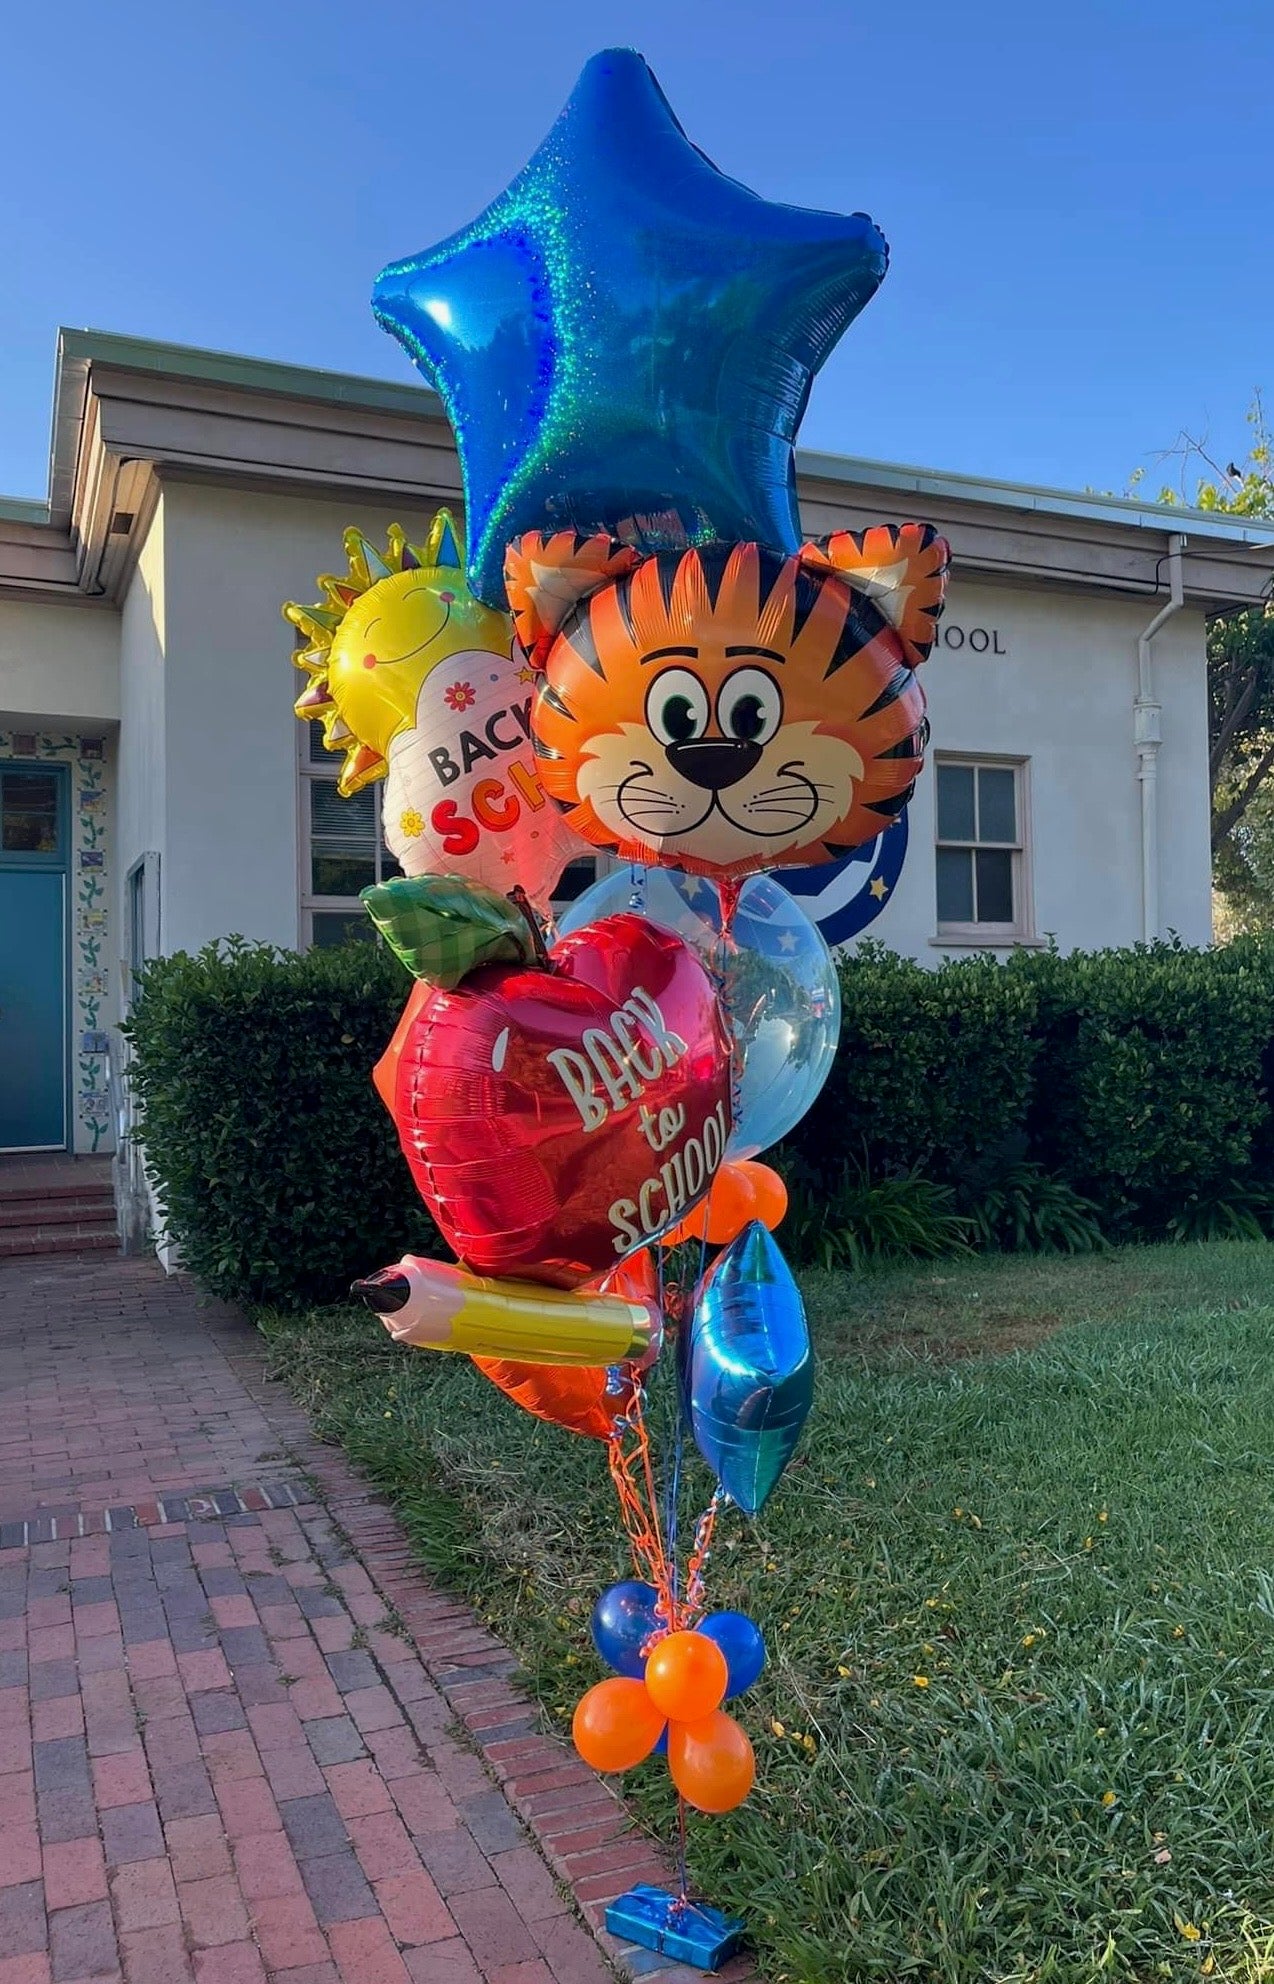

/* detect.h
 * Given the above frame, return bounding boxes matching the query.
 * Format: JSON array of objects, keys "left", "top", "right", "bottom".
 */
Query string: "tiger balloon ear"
[
  {"left": 504, "top": 531, "right": 641, "bottom": 663},
  {"left": 801, "top": 523, "right": 951, "bottom": 666}
]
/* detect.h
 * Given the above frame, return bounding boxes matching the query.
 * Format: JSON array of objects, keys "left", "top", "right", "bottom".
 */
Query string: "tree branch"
[{"left": 1212, "top": 736, "right": 1274, "bottom": 846}]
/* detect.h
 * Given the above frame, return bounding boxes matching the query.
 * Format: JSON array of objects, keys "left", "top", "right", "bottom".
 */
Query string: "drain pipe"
[{"left": 1135, "top": 533, "right": 1186, "bottom": 942}]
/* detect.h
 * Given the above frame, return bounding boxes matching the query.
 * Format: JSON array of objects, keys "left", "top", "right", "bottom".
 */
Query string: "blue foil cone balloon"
[{"left": 685, "top": 1222, "right": 812, "bottom": 1514}]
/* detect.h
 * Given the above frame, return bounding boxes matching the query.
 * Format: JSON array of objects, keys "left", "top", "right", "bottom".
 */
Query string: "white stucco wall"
[
  {"left": 0, "top": 596, "right": 119, "bottom": 726},
  {"left": 863, "top": 580, "right": 1213, "bottom": 959},
  {"left": 156, "top": 480, "right": 423, "bottom": 954},
  {"left": 117, "top": 500, "right": 167, "bottom": 941}
]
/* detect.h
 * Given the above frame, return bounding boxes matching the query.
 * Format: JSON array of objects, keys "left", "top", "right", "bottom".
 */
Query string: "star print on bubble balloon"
[{"left": 372, "top": 47, "right": 889, "bottom": 608}]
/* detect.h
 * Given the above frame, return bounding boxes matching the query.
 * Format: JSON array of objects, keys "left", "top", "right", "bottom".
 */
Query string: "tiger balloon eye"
[{"left": 514, "top": 533, "right": 947, "bottom": 885}]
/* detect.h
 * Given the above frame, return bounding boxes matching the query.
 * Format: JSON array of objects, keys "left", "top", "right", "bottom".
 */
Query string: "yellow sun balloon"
[{"left": 284, "top": 510, "right": 510, "bottom": 795}]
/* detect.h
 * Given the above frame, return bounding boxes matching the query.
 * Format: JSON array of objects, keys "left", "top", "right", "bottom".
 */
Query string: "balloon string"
[
  {"left": 606, "top": 1390, "right": 673, "bottom": 1615},
  {"left": 675, "top": 1791, "right": 689, "bottom": 1904},
  {"left": 683, "top": 1490, "right": 723, "bottom": 1623}
]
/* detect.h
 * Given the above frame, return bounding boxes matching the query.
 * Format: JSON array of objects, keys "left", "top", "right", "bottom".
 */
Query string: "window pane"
[
  {"left": 311, "top": 781, "right": 377, "bottom": 897},
  {"left": 312, "top": 911, "right": 375, "bottom": 948},
  {"left": 936, "top": 846, "right": 974, "bottom": 923},
  {"left": 975, "top": 849, "right": 1015, "bottom": 923},
  {"left": 554, "top": 859, "right": 599, "bottom": 905},
  {"left": 978, "top": 767, "right": 1017, "bottom": 843},
  {"left": 936, "top": 764, "right": 975, "bottom": 842},
  {"left": 307, "top": 722, "right": 338, "bottom": 767},
  {"left": 2, "top": 770, "right": 59, "bottom": 853},
  {"left": 312, "top": 852, "right": 377, "bottom": 895}
]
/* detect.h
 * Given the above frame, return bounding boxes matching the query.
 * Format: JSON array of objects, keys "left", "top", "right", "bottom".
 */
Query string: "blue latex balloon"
[
  {"left": 699, "top": 1612, "right": 766, "bottom": 1700},
  {"left": 372, "top": 48, "right": 889, "bottom": 607},
  {"left": 685, "top": 1222, "right": 813, "bottom": 1515},
  {"left": 590, "top": 1580, "right": 660, "bottom": 1679},
  {"left": 555, "top": 867, "right": 841, "bottom": 1158}
]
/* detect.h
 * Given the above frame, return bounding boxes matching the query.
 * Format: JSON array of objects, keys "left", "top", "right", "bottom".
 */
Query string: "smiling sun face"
[{"left": 286, "top": 510, "right": 511, "bottom": 794}]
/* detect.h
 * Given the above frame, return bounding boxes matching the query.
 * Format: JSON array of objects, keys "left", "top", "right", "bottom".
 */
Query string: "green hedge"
[
  {"left": 122, "top": 939, "right": 441, "bottom": 1307},
  {"left": 124, "top": 932, "right": 1274, "bottom": 1306}
]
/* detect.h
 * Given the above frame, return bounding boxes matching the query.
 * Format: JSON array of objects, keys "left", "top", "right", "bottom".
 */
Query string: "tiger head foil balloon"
[{"left": 510, "top": 525, "right": 949, "bottom": 883}]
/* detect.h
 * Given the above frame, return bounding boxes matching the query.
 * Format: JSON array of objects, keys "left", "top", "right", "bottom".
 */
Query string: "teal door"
[{"left": 0, "top": 765, "right": 69, "bottom": 1150}]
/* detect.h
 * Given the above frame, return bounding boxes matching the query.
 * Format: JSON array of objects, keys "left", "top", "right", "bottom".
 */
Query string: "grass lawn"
[{"left": 258, "top": 1243, "right": 1274, "bottom": 1984}]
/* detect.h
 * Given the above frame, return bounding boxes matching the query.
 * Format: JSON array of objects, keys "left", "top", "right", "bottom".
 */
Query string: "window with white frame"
[
  {"left": 299, "top": 723, "right": 401, "bottom": 948},
  {"left": 298, "top": 721, "right": 603, "bottom": 946},
  {"left": 934, "top": 757, "right": 1031, "bottom": 940}
]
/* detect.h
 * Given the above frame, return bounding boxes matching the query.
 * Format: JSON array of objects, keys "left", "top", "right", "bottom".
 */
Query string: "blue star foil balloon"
[
  {"left": 373, "top": 47, "right": 889, "bottom": 607},
  {"left": 684, "top": 1221, "right": 813, "bottom": 1515}
]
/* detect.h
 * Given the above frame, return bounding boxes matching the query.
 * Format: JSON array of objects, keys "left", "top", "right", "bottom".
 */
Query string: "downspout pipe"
[{"left": 1135, "top": 533, "right": 1186, "bottom": 942}]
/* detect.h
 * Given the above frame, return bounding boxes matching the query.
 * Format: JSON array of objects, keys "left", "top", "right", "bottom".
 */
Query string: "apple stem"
[{"left": 508, "top": 886, "right": 551, "bottom": 969}]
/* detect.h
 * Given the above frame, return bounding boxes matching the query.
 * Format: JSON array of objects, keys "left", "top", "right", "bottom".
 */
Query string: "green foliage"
[
  {"left": 785, "top": 1156, "right": 971, "bottom": 1271},
  {"left": 785, "top": 936, "right": 1274, "bottom": 1245},
  {"left": 124, "top": 929, "right": 1274, "bottom": 1293},
  {"left": 795, "top": 943, "right": 1039, "bottom": 1186},
  {"left": 122, "top": 937, "right": 440, "bottom": 1306},
  {"left": 1011, "top": 938, "right": 1274, "bottom": 1234},
  {"left": 961, "top": 1159, "right": 1105, "bottom": 1255},
  {"left": 1133, "top": 395, "right": 1274, "bottom": 921},
  {"left": 1166, "top": 1178, "right": 1274, "bottom": 1244}
]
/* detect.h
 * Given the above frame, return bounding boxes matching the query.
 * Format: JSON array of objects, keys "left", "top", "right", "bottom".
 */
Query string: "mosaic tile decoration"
[{"left": 0, "top": 729, "right": 112, "bottom": 1152}]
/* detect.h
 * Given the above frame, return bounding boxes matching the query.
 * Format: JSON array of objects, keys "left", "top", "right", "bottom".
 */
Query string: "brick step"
[
  {"left": 0, "top": 1176, "right": 113, "bottom": 1203},
  {"left": 0, "top": 1195, "right": 114, "bottom": 1230},
  {"left": 0, "top": 1226, "right": 118, "bottom": 1259}
]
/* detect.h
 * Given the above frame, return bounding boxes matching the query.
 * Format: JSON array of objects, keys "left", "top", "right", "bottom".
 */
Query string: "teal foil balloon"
[
  {"left": 555, "top": 868, "right": 841, "bottom": 1159},
  {"left": 372, "top": 47, "right": 889, "bottom": 606},
  {"left": 685, "top": 1222, "right": 812, "bottom": 1515}
]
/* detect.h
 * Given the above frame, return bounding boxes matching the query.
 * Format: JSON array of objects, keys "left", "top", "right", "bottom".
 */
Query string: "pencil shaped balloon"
[{"left": 353, "top": 1254, "right": 658, "bottom": 1367}]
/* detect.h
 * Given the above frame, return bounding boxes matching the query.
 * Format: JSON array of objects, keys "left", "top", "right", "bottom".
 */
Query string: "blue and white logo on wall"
[{"left": 782, "top": 812, "right": 909, "bottom": 948}]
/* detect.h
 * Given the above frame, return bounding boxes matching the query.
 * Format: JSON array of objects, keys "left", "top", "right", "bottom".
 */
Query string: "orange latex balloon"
[
  {"left": 659, "top": 1162, "right": 756, "bottom": 1249},
  {"left": 737, "top": 1161, "right": 788, "bottom": 1231},
  {"left": 573, "top": 1678, "right": 666, "bottom": 1773},
  {"left": 668, "top": 1711, "right": 756, "bottom": 1813},
  {"left": 644, "top": 1631, "right": 729, "bottom": 1723}
]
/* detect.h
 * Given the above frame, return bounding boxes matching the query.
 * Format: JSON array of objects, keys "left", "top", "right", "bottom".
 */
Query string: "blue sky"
[{"left": 3, "top": 0, "right": 1270, "bottom": 503}]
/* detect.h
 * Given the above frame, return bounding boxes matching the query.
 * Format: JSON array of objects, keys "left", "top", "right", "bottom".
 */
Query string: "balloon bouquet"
[{"left": 286, "top": 48, "right": 948, "bottom": 1974}]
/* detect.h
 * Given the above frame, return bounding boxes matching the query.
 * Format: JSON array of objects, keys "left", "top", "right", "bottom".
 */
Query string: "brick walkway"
[{"left": 0, "top": 1256, "right": 753, "bottom": 1984}]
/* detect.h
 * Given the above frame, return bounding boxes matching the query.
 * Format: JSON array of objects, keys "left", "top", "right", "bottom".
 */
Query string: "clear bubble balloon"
[{"left": 554, "top": 867, "right": 841, "bottom": 1158}]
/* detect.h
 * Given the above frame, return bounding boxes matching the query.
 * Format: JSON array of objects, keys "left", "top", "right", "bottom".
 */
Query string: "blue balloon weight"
[
  {"left": 685, "top": 1222, "right": 812, "bottom": 1515},
  {"left": 699, "top": 1612, "right": 766, "bottom": 1700},
  {"left": 372, "top": 48, "right": 888, "bottom": 607},
  {"left": 590, "top": 1580, "right": 660, "bottom": 1680},
  {"left": 555, "top": 867, "right": 841, "bottom": 1159}
]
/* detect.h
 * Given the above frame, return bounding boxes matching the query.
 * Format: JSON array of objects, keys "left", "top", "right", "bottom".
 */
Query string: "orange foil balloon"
[
  {"left": 737, "top": 1161, "right": 788, "bottom": 1231},
  {"left": 521, "top": 538, "right": 945, "bottom": 884},
  {"left": 644, "top": 1631, "right": 729, "bottom": 1723},
  {"left": 659, "top": 1162, "right": 756, "bottom": 1249},
  {"left": 573, "top": 1678, "right": 666, "bottom": 1773},
  {"left": 668, "top": 1711, "right": 756, "bottom": 1813},
  {"left": 471, "top": 1360, "right": 631, "bottom": 1440}
]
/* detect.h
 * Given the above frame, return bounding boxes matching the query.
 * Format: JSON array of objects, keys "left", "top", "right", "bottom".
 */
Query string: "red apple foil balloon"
[{"left": 375, "top": 913, "right": 733, "bottom": 1287}]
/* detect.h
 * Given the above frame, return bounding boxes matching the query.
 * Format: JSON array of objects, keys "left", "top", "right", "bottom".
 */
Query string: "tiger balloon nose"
[{"left": 665, "top": 738, "right": 763, "bottom": 790}]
